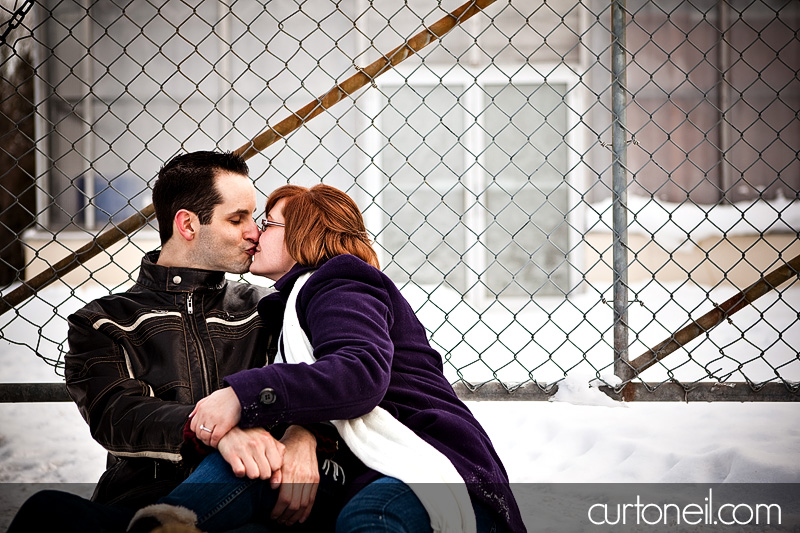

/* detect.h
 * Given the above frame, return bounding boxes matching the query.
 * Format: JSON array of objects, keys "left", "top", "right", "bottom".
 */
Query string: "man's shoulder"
[
  {"left": 222, "top": 279, "right": 273, "bottom": 301},
  {"left": 68, "top": 286, "right": 149, "bottom": 320}
]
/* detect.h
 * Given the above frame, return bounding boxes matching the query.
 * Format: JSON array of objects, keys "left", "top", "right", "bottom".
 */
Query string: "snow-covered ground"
[
  {"left": 0, "top": 363, "right": 798, "bottom": 531},
  {"left": 1, "top": 386, "right": 799, "bottom": 531},
  {"left": 1, "top": 284, "right": 799, "bottom": 530}
]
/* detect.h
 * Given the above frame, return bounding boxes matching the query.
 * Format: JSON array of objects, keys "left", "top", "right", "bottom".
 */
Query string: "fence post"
[{"left": 611, "top": 0, "right": 633, "bottom": 386}]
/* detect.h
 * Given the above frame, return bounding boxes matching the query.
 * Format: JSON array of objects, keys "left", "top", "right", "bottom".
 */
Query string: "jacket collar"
[
  {"left": 273, "top": 262, "right": 321, "bottom": 295},
  {"left": 135, "top": 251, "right": 228, "bottom": 293},
  {"left": 257, "top": 262, "right": 317, "bottom": 323}
]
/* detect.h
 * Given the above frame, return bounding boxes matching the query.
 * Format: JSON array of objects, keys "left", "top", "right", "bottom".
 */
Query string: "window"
[
  {"left": 370, "top": 71, "right": 575, "bottom": 299},
  {"left": 625, "top": 0, "right": 800, "bottom": 203},
  {"left": 36, "top": 0, "right": 225, "bottom": 232}
]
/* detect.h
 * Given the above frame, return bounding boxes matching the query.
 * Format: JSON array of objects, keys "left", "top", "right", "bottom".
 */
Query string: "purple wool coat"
[{"left": 225, "top": 254, "right": 525, "bottom": 532}]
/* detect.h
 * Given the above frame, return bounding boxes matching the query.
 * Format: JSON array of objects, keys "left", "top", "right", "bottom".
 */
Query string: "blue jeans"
[
  {"left": 336, "top": 477, "right": 509, "bottom": 533},
  {"left": 160, "top": 451, "right": 346, "bottom": 533}
]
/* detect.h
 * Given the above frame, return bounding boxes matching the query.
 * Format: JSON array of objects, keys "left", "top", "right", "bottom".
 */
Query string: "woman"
[{"left": 138, "top": 184, "right": 525, "bottom": 532}]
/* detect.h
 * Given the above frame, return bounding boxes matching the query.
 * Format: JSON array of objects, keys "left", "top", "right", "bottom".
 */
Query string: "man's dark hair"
[{"left": 152, "top": 151, "right": 249, "bottom": 244}]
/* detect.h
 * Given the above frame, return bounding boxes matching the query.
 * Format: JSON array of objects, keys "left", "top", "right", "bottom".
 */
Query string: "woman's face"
[{"left": 250, "top": 198, "right": 296, "bottom": 281}]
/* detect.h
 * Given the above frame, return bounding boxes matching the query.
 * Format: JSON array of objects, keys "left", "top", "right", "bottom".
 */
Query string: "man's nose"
[{"left": 246, "top": 218, "right": 261, "bottom": 241}]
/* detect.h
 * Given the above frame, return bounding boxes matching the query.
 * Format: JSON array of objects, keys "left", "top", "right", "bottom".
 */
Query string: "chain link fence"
[{"left": 1, "top": 0, "right": 798, "bottom": 401}]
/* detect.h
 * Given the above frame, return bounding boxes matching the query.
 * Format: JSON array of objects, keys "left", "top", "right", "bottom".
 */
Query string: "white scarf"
[{"left": 279, "top": 271, "right": 476, "bottom": 533}]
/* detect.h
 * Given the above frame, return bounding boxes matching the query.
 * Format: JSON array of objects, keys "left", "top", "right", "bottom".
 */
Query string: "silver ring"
[{"left": 199, "top": 424, "right": 212, "bottom": 433}]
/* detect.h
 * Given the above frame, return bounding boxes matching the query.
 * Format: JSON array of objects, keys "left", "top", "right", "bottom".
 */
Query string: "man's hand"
[
  {"left": 217, "top": 426, "right": 285, "bottom": 480},
  {"left": 270, "top": 425, "right": 319, "bottom": 526},
  {"left": 190, "top": 387, "right": 242, "bottom": 448}
]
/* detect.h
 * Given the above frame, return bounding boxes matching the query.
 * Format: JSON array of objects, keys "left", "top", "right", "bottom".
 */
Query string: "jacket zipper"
[{"left": 186, "top": 292, "right": 211, "bottom": 396}]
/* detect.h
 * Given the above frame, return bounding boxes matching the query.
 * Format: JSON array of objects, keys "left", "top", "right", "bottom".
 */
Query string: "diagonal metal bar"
[
  {"left": 626, "top": 252, "right": 800, "bottom": 382},
  {"left": 0, "top": 209, "right": 154, "bottom": 317},
  {"left": 0, "top": 0, "right": 498, "bottom": 317},
  {"left": 235, "top": 0, "right": 499, "bottom": 159}
]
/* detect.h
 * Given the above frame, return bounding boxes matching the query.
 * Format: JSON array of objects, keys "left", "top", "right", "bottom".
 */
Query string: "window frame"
[{"left": 362, "top": 64, "right": 586, "bottom": 305}]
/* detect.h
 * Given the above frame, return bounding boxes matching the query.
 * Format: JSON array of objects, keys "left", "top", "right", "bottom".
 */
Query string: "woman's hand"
[{"left": 190, "top": 387, "right": 242, "bottom": 448}]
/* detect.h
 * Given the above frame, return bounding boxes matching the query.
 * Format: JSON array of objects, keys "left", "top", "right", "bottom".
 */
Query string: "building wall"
[{"left": 583, "top": 232, "right": 800, "bottom": 288}]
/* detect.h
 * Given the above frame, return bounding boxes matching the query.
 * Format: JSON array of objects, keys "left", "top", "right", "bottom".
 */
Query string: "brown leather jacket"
[{"left": 65, "top": 251, "right": 275, "bottom": 508}]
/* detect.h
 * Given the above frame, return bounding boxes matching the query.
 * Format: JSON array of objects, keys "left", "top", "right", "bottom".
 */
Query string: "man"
[{"left": 9, "top": 151, "right": 326, "bottom": 532}]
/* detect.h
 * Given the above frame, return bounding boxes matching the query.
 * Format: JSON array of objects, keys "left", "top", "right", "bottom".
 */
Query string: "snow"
[
  {"left": 1, "top": 254, "right": 799, "bottom": 529},
  {"left": 589, "top": 193, "right": 800, "bottom": 251},
  {"left": 1, "top": 363, "right": 798, "bottom": 530}
]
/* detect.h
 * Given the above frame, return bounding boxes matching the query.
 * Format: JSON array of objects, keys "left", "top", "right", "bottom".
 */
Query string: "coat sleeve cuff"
[
  {"left": 180, "top": 417, "right": 213, "bottom": 463},
  {"left": 224, "top": 368, "right": 286, "bottom": 428}
]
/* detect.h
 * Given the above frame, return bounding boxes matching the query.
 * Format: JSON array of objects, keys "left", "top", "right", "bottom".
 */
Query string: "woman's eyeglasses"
[{"left": 260, "top": 219, "right": 285, "bottom": 232}]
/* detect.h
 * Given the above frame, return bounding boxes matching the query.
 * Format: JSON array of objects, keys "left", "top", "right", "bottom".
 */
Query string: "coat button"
[{"left": 259, "top": 388, "right": 277, "bottom": 405}]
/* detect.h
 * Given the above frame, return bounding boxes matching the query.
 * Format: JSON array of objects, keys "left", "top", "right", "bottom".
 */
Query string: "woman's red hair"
[{"left": 265, "top": 184, "right": 380, "bottom": 269}]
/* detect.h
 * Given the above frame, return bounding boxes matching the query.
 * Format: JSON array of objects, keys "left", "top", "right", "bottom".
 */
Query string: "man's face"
[{"left": 190, "top": 171, "right": 260, "bottom": 274}]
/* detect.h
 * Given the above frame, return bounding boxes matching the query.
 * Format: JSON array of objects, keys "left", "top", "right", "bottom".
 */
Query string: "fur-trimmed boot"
[{"left": 126, "top": 503, "right": 202, "bottom": 533}]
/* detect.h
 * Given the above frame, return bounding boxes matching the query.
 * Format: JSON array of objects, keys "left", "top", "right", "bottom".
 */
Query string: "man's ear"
[{"left": 174, "top": 209, "right": 197, "bottom": 241}]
